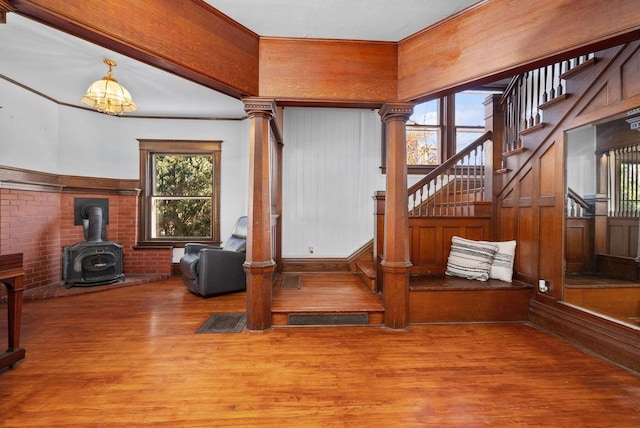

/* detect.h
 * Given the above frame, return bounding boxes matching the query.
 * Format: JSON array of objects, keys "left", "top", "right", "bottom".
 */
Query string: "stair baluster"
[{"left": 407, "top": 131, "right": 492, "bottom": 218}]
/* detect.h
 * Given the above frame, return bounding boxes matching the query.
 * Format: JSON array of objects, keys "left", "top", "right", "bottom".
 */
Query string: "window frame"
[
  {"left": 138, "top": 139, "right": 221, "bottom": 247},
  {"left": 381, "top": 90, "right": 500, "bottom": 174}
]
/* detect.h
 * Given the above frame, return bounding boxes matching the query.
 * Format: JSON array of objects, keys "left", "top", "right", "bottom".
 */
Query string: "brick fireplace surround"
[{"left": 0, "top": 170, "right": 173, "bottom": 299}]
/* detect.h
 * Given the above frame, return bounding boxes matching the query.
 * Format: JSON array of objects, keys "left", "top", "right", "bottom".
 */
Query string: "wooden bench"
[
  {"left": 0, "top": 253, "right": 26, "bottom": 370},
  {"left": 409, "top": 275, "right": 533, "bottom": 323}
]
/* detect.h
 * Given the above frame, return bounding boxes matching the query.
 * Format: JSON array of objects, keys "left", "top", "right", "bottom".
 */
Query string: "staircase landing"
[{"left": 272, "top": 272, "right": 384, "bottom": 326}]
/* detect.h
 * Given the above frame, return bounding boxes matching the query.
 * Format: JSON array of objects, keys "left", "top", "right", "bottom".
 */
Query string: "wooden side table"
[{"left": 0, "top": 253, "right": 26, "bottom": 370}]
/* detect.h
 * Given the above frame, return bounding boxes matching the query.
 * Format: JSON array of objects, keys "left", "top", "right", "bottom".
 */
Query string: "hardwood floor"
[{"left": 1, "top": 276, "right": 639, "bottom": 427}]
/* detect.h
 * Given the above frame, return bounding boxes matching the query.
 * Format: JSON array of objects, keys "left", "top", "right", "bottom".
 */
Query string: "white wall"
[
  {"left": 282, "top": 107, "right": 385, "bottom": 258},
  {"left": 2, "top": 80, "right": 397, "bottom": 259},
  {"left": 0, "top": 80, "right": 250, "bottom": 236},
  {"left": 0, "top": 79, "right": 59, "bottom": 173},
  {"left": 566, "top": 125, "right": 596, "bottom": 197}
]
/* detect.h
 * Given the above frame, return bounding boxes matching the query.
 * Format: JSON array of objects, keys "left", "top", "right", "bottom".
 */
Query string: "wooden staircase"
[{"left": 499, "top": 53, "right": 598, "bottom": 176}]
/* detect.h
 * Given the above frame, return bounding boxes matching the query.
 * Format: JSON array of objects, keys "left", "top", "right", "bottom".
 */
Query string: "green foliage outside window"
[{"left": 152, "top": 154, "right": 213, "bottom": 238}]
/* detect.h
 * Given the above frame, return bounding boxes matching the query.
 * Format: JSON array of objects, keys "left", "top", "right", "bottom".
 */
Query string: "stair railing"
[
  {"left": 408, "top": 131, "right": 492, "bottom": 217},
  {"left": 501, "top": 54, "right": 596, "bottom": 153},
  {"left": 566, "top": 187, "right": 594, "bottom": 218}
]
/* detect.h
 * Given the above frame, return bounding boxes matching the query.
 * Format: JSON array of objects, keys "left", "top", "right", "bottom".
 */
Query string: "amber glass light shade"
[{"left": 80, "top": 59, "right": 137, "bottom": 115}]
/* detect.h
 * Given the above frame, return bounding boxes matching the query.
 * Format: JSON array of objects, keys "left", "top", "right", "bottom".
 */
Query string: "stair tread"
[{"left": 355, "top": 260, "right": 375, "bottom": 279}]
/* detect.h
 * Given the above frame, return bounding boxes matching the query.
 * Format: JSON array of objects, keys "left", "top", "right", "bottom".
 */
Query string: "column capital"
[
  {"left": 242, "top": 97, "right": 277, "bottom": 118},
  {"left": 379, "top": 102, "right": 414, "bottom": 122}
]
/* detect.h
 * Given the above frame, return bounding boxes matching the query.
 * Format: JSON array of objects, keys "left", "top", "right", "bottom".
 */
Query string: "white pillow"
[
  {"left": 480, "top": 240, "right": 517, "bottom": 282},
  {"left": 445, "top": 236, "right": 498, "bottom": 281}
]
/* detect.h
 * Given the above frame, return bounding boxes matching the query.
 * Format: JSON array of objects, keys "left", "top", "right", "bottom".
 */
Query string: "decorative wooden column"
[
  {"left": 242, "top": 97, "right": 276, "bottom": 331},
  {"left": 379, "top": 102, "right": 414, "bottom": 330}
]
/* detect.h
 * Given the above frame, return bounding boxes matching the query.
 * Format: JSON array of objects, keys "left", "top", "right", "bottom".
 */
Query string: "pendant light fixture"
[{"left": 81, "top": 58, "right": 137, "bottom": 115}]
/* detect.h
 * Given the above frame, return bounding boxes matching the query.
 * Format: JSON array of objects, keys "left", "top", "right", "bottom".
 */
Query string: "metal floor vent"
[
  {"left": 280, "top": 274, "right": 301, "bottom": 289},
  {"left": 196, "top": 313, "right": 246, "bottom": 333},
  {"left": 287, "top": 313, "right": 368, "bottom": 326}
]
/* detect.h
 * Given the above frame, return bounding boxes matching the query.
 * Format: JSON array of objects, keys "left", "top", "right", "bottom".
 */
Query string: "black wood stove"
[{"left": 62, "top": 204, "right": 124, "bottom": 287}]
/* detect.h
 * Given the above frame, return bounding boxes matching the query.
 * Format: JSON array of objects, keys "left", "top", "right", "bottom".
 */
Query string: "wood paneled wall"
[
  {"left": 408, "top": 217, "right": 491, "bottom": 276},
  {"left": 565, "top": 218, "right": 594, "bottom": 274},
  {"left": 608, "top": 218, "right": 639, "bottom": 258},
  {"left": 259, "top": 38, "right": 397, "bottom": 105},
  {"left": 497, "top": 41, "right": 640, "bottom": 302},
  {"left": 497, "top": 139, "right": 565, "bottom": 298}
]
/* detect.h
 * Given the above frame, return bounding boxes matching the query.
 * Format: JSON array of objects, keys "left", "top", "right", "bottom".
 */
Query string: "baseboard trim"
[
  {"left": 281, "top": 258, "right": 352, "bottom": 272},
  {"left": 528, "top": 299, "right": 640, "bottom": 373},
  {"left": 281, "top": 241, "right": 373, "bottom": 273}
]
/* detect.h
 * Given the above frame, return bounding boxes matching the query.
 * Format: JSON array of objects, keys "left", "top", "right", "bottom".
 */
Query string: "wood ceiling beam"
[
  {"left": 259, "top": 37, "right": 397, "bottom": 107},
  {"left": 10, "top": 0, "right": 260, "bottom": 99},
  {"left": 399, "top": 0, "right": 640, "bottom": 103}
]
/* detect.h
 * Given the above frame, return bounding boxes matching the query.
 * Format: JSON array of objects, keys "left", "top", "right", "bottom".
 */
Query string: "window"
[
  {"left": 138, "top": 140, "right": 221, "bottom": 245},
  {"left": 407, "top": 99, "right": 440, "bottom": 166},
  {"left": 392, "top": 90, "right": 500, "bottom": 173},
  {"left": 608, "top": 144, "right": 640, "bottom": 217},
  {"left": 454, "top": 92, "right": 487, "bottom": 153}
]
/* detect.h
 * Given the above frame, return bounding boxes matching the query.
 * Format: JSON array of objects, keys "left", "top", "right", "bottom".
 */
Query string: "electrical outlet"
[
  {"left": 308, "top": 246, "right": 315, "bottom": 254},
  {"left": 538, "top": 279, "right": 549, "bottom": 293}
]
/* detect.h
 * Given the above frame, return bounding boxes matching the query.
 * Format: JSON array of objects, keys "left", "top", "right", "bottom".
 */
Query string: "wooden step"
[
  {"left": 272, "top": 272, "right": 384, "bottom": 326},
  {"left": 559, "top": 56, "right": 597, "bottom": 80},
  {"left": 355, "top": 259, "right": 376, "bottom": 291}
]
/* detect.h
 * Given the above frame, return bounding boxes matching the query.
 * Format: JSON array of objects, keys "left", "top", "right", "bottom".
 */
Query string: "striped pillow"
[{"left": 445, "top": 236, "right": 498, "bottom": 281}]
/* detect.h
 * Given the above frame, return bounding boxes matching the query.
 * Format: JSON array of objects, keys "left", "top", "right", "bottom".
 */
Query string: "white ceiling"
[
  {"left": 0, "top": 1, "right": 479, "bottom": 118},
  {"left": 206, "top": 0, "right": 479, "bottom": 42}
]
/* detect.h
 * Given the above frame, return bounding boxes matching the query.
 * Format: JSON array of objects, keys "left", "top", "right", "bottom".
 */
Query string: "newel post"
[
  {"left": 484, "top": 93, "right": 504, "bottom": 201},
  {"left": 242, "top": 97, "right": 276, "bottom": 331},
  {"left": 380, "top": 102, "right": 414, "bottom": 330}
]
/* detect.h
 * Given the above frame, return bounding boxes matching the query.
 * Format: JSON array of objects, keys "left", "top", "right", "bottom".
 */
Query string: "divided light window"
[
  {"left": 139, "top": 140, "right": 221, "bottom": 245},
  {"left": 151, "top": 154, "right": 212, "bottom": 238},
  {"left": 400, "top": 90, "right": 501, "bottom": 172},
  {"left": 454, "top": 91, "right": 488, "bottom": 153},
  {"left": 407, "top": 99, "right": 440, "bottom": 166}
]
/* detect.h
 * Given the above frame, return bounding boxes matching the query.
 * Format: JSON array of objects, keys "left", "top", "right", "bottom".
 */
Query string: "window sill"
[
  {"left": 134, "top": 240, "right": 221, "bottom": 249},
  {"left": 133, "top": 241, "right": 174, "bottom": 250}
]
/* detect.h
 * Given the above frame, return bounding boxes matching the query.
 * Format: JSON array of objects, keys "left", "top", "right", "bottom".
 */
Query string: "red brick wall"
[
  {"left": 1, "top": 188, "right": 172, "bottom": 292},
  {"left": 0, "top": 188, "right": 62, "bottom": 289}
]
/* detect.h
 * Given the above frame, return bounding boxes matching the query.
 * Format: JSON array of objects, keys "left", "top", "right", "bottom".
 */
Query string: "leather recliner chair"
[{"left": 180, "top": 216, "right": 247, "bottom": 297}]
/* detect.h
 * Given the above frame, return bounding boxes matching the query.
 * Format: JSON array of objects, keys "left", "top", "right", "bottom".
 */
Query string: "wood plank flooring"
[{"left": 1, "top": 276, "right": 639, "bottom": 427}]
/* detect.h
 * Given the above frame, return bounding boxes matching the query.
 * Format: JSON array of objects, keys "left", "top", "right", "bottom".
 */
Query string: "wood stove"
[{"left": 62, "top": 204, "right": 124, "bottom": 287}]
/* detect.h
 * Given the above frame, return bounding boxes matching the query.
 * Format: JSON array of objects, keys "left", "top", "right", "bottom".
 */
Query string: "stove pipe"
[{"left": 86, "top": 206, "right": 103, "bottom": 242}]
